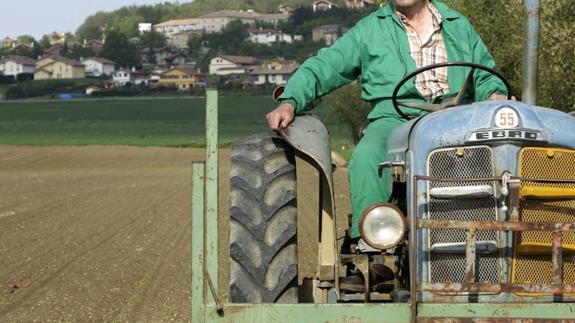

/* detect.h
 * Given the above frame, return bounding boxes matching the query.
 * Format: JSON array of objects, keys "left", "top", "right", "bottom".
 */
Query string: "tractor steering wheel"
[{"left": 392, "top": 62, "right": 512, "bottom": 120}]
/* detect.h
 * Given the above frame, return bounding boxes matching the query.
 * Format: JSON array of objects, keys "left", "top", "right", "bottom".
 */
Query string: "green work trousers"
[{"left": 348, "top": 116, "right": 406, "bottom": 238}]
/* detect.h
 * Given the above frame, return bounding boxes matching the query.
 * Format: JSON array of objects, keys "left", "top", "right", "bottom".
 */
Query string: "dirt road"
[{"left": 0, "top": 146, "right": 351, "bottom": 322}]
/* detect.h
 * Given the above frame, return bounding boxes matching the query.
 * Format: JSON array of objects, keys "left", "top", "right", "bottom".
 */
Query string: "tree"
[
  {"left": 139, "top": 30, "right": 167, "bottom": 49},
  {"left": 16, "top": 35, "right": 36, "bottom": 45},
  {"left": 326, "top": 82, "right": 372, "bottom": 143},
  {"left": 99, "top": 30, "right": 140, "bottom": 68},
  {"left": 200, "top": 20, "right": 248, "bottom": 53},
  {"left": 39, "top": 35, "right": 52, "bottom": 49}
]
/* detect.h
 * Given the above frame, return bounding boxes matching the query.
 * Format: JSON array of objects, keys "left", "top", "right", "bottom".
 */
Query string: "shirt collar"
[{"left": 394, "top": 1, "right": 443, "bottom": 27}]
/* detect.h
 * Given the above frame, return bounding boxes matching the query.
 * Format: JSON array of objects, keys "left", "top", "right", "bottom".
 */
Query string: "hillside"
[{"left": 75, "top": 0, "right": 345, "bottom": 40}]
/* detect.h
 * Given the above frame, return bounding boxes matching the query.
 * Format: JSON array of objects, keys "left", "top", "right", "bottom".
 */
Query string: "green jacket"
[{"left": 277, "top": 0, "right": 508, "bottom": 119}]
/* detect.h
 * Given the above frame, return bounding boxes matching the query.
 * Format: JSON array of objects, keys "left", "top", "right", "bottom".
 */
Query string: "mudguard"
[
  {"left": 279, "top": 114, "right": 334, "bottom": 212},
  {"left": 279, "top": 114, "right": 339, "bottom": 286}
]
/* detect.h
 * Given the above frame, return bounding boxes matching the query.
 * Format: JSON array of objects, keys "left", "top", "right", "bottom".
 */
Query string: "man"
[{"left": 266, "top": 0, "right": 508, "bottom": 240}]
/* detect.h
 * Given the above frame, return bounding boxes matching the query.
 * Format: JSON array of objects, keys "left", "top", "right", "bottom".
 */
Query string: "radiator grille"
[
  {"left": 513, "top": 148, "right": 575, "bottom": 293},
  {"left": 427, "top": 146, "right": 501, "bottom": 283}
]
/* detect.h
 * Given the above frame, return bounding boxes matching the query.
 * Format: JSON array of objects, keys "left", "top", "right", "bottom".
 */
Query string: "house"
[
  {"left": 278, "top": 4, "right": 294, "bottom": 13},
  {"left": 159, "top": 67, "right": 201, "bottom": 90},
  {"left": 247, "top": 28, "right": 302, "bottom": 45},
  {"left": 44, "top": 31, "right": 66, "bottom": 45},
  {"left": 209, "top": 55, "right": 257, "bottom": 75},
  {"left": 43, "top": 44, "right": 65, "bottom": 57},
  {"left": 82, "top": 57, "right": 116, "bottom": 77},
  {"left": 167, "top": 31, "right": 203, "bottom": 49},
  {"left": 345, "top": 0, "right": 375, "bottom": 9},
  {"left": 12, "top": 43, "right": 34, "bottom": 52},
  {"left": 197, "top": 10, "right": 290, "bottom": 33},
  {"left": 313, "top": 0, "right": 338, "bottom": 12},
  {"left": 1, "top": 37, "right": 15, "bottom": 49},
  {"left": 36, "top": 56, "right": 56, "bottom": 68},
  {"left": 148, "top": 68, "right": 165, "bottom": 87},
  {"left": 0, "top": 55, "right": 36, "bottom": 78},
  {"left": 34, "top": 57, "right": 85, "bottom": 80},
  {"left": 83, "top": 39, "right": 104, "bottom": 54},
  {"left": 248, "top": 59, "right": 299, "bottom": 85},
  {"left": 112, "top": 68, "right": 149, "bottom": 87},
  {"left": 141, "top": 47, "right": 185, "bottom": 67},
  {"left": 138, "top": 23, "right": 152, "bottom": 34},
  {"left": 312, "top": 24, "right": 348, "bottom": 45},
  {"left": 153, "top": 19, "right": 203, "bottom": 37}
]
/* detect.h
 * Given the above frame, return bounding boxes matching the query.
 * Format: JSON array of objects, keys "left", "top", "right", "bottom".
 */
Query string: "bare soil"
[{"left": 0, "top": 146, "right": 351, "bottom": 322}]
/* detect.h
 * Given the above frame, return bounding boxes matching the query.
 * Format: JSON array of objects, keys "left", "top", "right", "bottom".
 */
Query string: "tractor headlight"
[{"left": 359, "top": 203, "right": 407, "bottom": 250}]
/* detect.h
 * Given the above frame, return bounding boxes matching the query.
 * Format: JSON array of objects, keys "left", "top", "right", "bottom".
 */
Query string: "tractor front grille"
[
  {"left": 513, "top": 148, "right": 575, "bottom": 295},
  {"left": 427, "top": 146, "right": 501, "bottom": 283}
]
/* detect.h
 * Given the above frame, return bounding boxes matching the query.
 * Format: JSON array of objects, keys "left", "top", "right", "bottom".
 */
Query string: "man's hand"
[
  {"left": 489, "top": 93, "right": 516, "bottom": 101},
  {"left": 266, "top": 103, "right": 295, "bottom": 132}
]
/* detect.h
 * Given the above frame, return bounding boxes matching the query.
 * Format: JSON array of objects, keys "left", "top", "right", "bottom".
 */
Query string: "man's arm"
[
  {"left": 267, "top": 26, "right": 363, "bottom": 131},
  {"left": 468, "top": 23, "right": 509, "bottom": 101}
]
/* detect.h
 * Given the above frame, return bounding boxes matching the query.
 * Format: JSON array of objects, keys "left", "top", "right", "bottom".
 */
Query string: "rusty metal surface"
[
  {"left": 465, "top": 230, "right": 477, "bottom": 283},
  {"left": 416, "top": 175, "right": 575, "bottom": 184},
  {"left": 413, "top": 173, "right": 575, "bottom": 299},
  {"left": 552, "top": 231, "right": 563, "bottom": 286},
  {"left": 418, "top": 219, "right": 575, "bottom": 232},
  {"left": 418, "top": 282, "right": 575, "bottom": 294}
]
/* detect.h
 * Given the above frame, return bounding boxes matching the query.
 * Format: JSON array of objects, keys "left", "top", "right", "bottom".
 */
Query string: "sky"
[{"left": 1, "top": 0, "right": 192, "bottom": 40}]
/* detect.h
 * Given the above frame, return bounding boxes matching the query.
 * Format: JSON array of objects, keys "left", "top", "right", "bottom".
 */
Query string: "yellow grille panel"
[{"left": 513, "top": 147, "right": 575, "bottom": 296}]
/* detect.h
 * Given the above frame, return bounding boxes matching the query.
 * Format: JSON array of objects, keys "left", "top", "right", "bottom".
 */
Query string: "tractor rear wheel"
[{"left": 229, "top": 134, "right": 298, "bottom": 303}]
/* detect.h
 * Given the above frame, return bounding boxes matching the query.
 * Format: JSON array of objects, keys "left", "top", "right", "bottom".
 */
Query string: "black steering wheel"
[{"left": 392, "top": 62, "right": 512, "bottom": 120}]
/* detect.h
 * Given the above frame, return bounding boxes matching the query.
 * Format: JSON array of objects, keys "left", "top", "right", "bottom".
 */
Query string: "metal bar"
[
  {"left": 418, "top": 282, "right": 575, "bottom": 294},
  {"left": 464, "top": 230, "right": 477, "bottom": 283},
  {"left": 191, "top": 162, "right": 205, "bottom": 323},
  {"left": 418, "top": 219, "right": 575, "bottom": 232},
  {"left": 205, "top": 304, "right": 411, "bottom": 322},
  {"left": 508, "top": 180, "right": 521, "bottom": 222},
  {"left": 552, "top": 231, "right": 563, "bottom": 285},
  {"left": 202, "top": 303, "right": 575, "bottom": 321},
  {"left": 205, "top": 89, "right": 219, "bottom": 298},
  {"left": 410, "top": 174, "right": 418, "bottom": 323},
  {"left": 523, "top": 0, "right": 540, "bottom": 105},
  {"left": 415, "top": 175, "right": 575, "bottom": 184},
  {"left": 417, "top": 303, "right": 575, "bottom": 320}
]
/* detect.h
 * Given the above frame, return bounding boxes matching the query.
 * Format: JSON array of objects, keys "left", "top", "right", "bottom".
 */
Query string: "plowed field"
[{"left": 0, "top": 146, "right": 350, "bottom": 322}]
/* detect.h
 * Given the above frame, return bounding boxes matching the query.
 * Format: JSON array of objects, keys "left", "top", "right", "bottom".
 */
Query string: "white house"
[
  {"left": 197, "top": 10, "right": 290, "bottom": 33},
  {"left": 249, "top": 59, "right": 299, "bottom": 85},
  {"left": 247, "top": 28, "right": 302, "bottom": 45},
  {"left": 153, "top": 19, "right": 203, "bottom": 37},
  {"left": 112, "top": 68, "right": 150, "bottom": 87},
  {"left": 0, "top": 55, "right": 36, "bottom": 78},
  {"left": 345, "top": 0, "right": 376, "bottom": 9},
  {"left": 138, "top": 23, "right": 152, "bottom": 34},
  {"left": 209, "top": 55, "right": 257, "bottom": 76},
  {"left": 313, "top": 0, "right": 338, "bottom": 12},
  {"left": 82, "top": 57, "right": 116, "bottom": 77}
]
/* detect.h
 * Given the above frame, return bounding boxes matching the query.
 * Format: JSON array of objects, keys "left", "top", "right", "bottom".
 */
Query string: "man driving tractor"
[{"left": 266, "top": 0, "right": 509, "bottom": 241}]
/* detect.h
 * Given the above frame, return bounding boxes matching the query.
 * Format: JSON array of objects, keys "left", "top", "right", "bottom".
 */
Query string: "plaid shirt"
[{"left": 396, "top": 1, "right": 451, "bottom": 100}]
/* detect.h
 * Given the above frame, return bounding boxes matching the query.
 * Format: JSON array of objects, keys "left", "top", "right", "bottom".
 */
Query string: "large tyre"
[{"left": 229, "top": 133, "right": 298, "bottom": 303}]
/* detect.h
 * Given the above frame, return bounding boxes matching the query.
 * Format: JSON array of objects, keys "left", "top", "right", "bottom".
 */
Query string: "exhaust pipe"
[{"left": 522, "top": 0, "right": 540, "bottom": 105}]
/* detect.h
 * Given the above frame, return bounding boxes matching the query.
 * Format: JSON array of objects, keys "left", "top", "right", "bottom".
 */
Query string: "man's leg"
[{"left": 348, "top": 117, "right": 405, "bottom": 238}]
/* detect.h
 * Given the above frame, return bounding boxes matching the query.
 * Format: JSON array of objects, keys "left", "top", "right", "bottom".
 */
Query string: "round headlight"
[{"left": 359, "top": 203, "right": 407, "bottom": 250}]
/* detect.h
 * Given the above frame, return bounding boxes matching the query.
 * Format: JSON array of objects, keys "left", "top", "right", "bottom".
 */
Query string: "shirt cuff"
[{"left": 277, "top": 98, "right": 299, "bottom": 113}]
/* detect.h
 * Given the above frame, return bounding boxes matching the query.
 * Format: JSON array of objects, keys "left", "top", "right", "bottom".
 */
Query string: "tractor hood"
[{"left": 387, "top": 100, "right": 575, "bottom": 163}]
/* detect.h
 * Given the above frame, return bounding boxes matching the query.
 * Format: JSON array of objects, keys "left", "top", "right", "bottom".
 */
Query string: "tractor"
[{"left": 191, "top": 1, "right": 575, "bottom": 321}]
